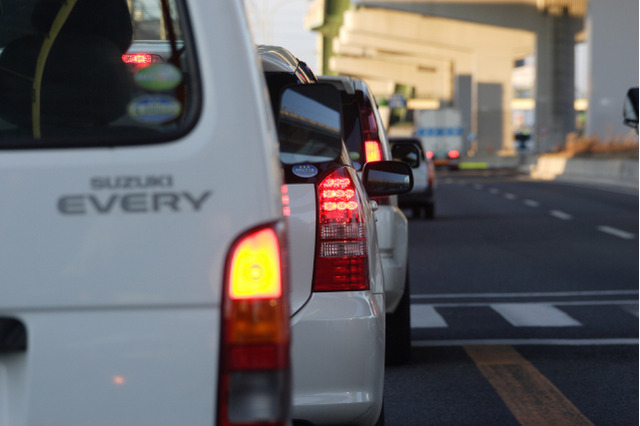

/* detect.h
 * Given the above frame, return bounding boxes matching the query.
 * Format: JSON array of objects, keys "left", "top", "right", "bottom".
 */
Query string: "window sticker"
[
  {"left": 292, "top": 164, "right": 318, "bottom": 178},
  {"left": 128, "top": 95, "right": 182, "bottom": 124},
  {"left": 134, "top": 64, "right": 183, "bottom": 92}
]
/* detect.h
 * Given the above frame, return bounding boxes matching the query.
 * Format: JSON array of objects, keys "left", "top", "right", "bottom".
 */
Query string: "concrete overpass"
[{"left": 306, "top": 0, "right": 638, "bottom": 156}]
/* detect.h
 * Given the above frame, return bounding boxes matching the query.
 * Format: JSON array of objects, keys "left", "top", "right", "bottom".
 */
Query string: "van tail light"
[
  {"left": 448, "top": 150, "right": 460, "bottom": 159},
  {"left": 218, "top": 223, "right": 290, "bottom": 426},
  {"left": 313, "top": 168, "right": 369, "bottom": 292},
  {"left": 122, "top": 53, "right": 164, "bottom": 68}
]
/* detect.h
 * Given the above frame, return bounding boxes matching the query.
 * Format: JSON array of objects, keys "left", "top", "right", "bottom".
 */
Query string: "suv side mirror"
[
  {"left": 391, "top": 143, "right": 421, "bottom": 168},
  {"left": 623, "top": 87, "right": 638, "bottom": 131},
  {"left": 361, "top": 160, "right": 413, "bottom": 197}
]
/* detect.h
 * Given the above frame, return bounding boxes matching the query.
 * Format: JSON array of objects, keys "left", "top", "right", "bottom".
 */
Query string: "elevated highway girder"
[
  {"left": 310, "top": 0, "right": 586, "bottom": 154},
  {"left": 332, "top": 7, "right": 535, "bottom": 154}
]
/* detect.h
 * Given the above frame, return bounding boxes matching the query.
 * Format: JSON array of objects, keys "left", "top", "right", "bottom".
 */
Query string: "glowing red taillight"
[
  {"left": 449, "top": 150, "right": 460, "bottom": 159},
  {"left": 122, "top": 53, "right": 163, "bottom": 67},
  {"left": 313, "top": 168, "right": 368, "bottom": 291},
  {"left": 219, "top": 224, "right": 290, "bottom": 426},
  {"left": 281, "top": 185, "right": 291, "bottom": 217},
  {"left": 426, "top": 151, "right": 434, "bottom": 159}
]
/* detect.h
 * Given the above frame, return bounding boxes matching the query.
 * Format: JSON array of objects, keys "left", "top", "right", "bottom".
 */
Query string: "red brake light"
[
  {"left": 364, "top": 140, "right": 382, "bottom": 162},
  {"left": 219, "top": 224, "right": 290, "bottom": 426},
  {"left": 449, "top": 150, "right": 460, "bottom": 159},
  {"left": 313, "top": 168, "right": 368, "bottom": 291},
  {"left": 122, "top": 53, "right": 163, "bottom": 67},
  {"left": 426, "top": 151, "right": 434, "bottom": 159},
  {"left": 281, "top": 185, "right": 290, "bottom": 217}
]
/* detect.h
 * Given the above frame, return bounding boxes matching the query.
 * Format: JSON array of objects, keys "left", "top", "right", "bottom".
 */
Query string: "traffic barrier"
[{"left": 530, "top": 156, "right": 638, "bottom": 190}]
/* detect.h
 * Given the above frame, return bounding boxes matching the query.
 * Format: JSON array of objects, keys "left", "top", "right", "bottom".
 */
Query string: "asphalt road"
[{"left": 384, "top": 170, "right": 638, "bottom": 425}]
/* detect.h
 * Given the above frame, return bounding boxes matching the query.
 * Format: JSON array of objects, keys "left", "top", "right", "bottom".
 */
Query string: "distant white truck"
[{"left": 415, "top": 108, "right": 464, "bottom": 169}]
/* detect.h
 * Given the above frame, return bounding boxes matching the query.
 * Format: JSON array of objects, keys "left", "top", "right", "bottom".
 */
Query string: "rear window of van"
[{"left": 0, "top": 0, "right": 199, "bottom": 148}]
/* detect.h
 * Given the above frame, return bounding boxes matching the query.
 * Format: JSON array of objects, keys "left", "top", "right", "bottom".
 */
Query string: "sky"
[{"left": 244, "top": 0, "right": 319, "bottom": 71}]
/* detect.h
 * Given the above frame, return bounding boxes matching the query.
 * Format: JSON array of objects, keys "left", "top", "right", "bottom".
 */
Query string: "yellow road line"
[{"left": 464, "top": 345, "right": 594, "bottom": 426}]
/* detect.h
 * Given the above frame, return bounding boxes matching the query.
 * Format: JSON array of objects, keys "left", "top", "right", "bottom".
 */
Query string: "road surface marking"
[
  {"left": 597, "top": 225, "right": 635, "bottom": 240},
  {"left": 411, "top": 304, "right": 447, "bottom": 328},
  {"left": 523, "top": 199, "right": 540, "bottom": 207},
  {"left": 491, "top": 304, "right": 581, "bottom": 327},
  {"left": 413, "top": 338, "right": 638, "bottom": 347},
  {"left": 474, "top": 184, "right": 484, "bottom": 190},
  {"left": 465, "top": 345, "right": 594, "bottom": 426},
  {"left": 489, "top": 188, "right": 500, "bottom": 194},
  {"left": 550, "top": 210, "right": 573, "bottom": 220},
  {"left": 413, "top": 300, "right": 637, "bottom": 308},
  {"left": 504, "top": 193, "right": 517, "bottom": 200},
  {"left": 411, "top": 289, "right": 639, "bottom": 300}
]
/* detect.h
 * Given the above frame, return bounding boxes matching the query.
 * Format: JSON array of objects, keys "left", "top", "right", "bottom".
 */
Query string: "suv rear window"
[
  {"left": 0, "top": 0, "right": 198, "bottom": 148},
  {"left": 264, "top": 74, "right": 343, "bottom": 165}
]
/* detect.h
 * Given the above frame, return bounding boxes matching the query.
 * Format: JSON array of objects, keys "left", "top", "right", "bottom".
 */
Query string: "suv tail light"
[
  {"left": 122, "top": 53, "right": 164, "bottom": 68},
  {"left": 359, "top": 94, "right": 382, "bottom": 163},
  {"left": 448, "top": 150, "right": 460, "bottom": 159},
  {"left": 364, "top": 140, "right": 382, "bottom": 162},
  {"left": 313, "top": 168, "right": 369, "bottom": 291},
  {"left": 219, "top": 224, "right": 290, "bottom": 426},
  {"left": 358, "top": 91, "right": 390, "bottom": 204}
]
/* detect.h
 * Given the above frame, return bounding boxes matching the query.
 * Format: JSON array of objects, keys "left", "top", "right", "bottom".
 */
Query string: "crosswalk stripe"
[
  {"left": 491, "top": 304, "right": 582, "bottom": 327},
  {"left": 411, "top": 304, "right": 447, "bottom": 328},
  {"left": 410, "top": 302, "right": 638, "bottom": 329},
  {"left": 413, "top": 338, "right": 639, "bottom": 347}
]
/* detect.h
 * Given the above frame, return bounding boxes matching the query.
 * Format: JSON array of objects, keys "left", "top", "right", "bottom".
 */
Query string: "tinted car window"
[
  {"left": 265, "top": 74, "right": 342, "bottom": 165},
  {"left": 0, "top": 0, "right": 198, "bottom": 148},
  {"left": 341, "top": 94, "right": 364, "bottom": 169},
  {"left": 277, "top": 84, "right": 342, "bottom": 164}
]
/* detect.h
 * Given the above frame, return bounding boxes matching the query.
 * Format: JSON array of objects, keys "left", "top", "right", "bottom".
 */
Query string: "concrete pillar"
[
  {"left": 535, "top": 10, "right": 577, "bottom": 153},
  {"left": 454, "top": 74, "right": 473, "bottom": 152},
  {"left": 586, "top": 0, "right": 639, "bottom": 141}
]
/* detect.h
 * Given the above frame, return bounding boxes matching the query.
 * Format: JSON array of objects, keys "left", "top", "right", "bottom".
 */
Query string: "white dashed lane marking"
[
  {"left": 597, "top": 225, "right": 635, "bottom": 240},
  {"left": 550, "top": 210, "right": 573, "bottom": 220}
]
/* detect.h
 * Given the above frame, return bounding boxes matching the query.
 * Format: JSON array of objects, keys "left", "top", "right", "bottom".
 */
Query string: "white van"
[{"left": 0, "top": 1, "right": 290, "bottom": 424}]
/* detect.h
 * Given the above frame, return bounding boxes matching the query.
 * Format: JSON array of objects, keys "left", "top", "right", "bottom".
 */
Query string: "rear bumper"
[
  {"left": 0, "top": 308, "right": 219, "bottom": 424},
  {"left": 433, "top": 158, "right": 460, "bottom": 169},
  {"left": 290, "top": 291, "right": 385, "bottom": 426}
]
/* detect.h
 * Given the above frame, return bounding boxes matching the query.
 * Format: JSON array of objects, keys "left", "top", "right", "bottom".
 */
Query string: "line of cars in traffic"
[{"left": 0, "top": 1, "right": 434, "bottom": 424}]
